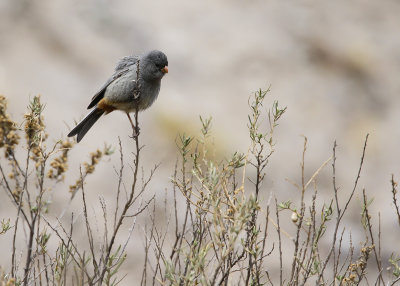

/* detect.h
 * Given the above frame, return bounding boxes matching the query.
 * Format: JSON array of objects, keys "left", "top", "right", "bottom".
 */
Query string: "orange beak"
[{"left": 161, "top": 66, "right": 168, "bottom": 73}]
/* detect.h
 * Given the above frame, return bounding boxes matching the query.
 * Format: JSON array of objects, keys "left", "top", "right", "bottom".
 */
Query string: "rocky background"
[{"left": 0, "top": 0, "right": 399, "bottom": 284}]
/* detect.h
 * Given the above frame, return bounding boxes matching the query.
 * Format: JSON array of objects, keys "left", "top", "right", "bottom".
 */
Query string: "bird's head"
[{"left": 140, "top": 50, "right": 168, "bottom": 81}]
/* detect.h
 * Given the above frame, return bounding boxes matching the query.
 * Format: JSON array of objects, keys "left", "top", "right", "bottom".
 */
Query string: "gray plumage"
[
  {"left": 68, "top": 50, "right": 168, "bottom": 142},
  {"left": 68, "top": 108, "right": 104, "bottom": 142}
]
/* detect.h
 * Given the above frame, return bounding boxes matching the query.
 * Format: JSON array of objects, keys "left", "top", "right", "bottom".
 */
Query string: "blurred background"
[{"left": 1, "top": 0, "right": 400, "bottom": 284}]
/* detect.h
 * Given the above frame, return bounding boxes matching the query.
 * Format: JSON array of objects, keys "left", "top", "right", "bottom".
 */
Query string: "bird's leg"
[{"left": 126, "top": 112, "right": 140, "bottom": 137}]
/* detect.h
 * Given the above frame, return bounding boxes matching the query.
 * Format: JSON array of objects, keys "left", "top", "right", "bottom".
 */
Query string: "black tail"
[{"left": 68, "top": 108, "right": 104, "bottom": 142}]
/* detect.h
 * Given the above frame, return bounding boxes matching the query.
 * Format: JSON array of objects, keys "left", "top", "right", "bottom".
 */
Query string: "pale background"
[{"left": 0, "top": 0, "right": 400, "bottom": 284}]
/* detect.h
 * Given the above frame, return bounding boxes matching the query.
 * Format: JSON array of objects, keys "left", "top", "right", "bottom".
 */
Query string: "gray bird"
[{"left": 68, "top": 50, "right": 168, "bottom": 142}]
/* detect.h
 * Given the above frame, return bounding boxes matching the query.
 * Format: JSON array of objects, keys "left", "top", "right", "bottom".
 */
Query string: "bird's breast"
[{"left": 103, "top": 72, "right": 161, "bottom": 112}]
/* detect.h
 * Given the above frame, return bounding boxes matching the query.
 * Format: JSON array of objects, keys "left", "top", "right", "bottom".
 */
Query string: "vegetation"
[{"left": 0, "top": 90, "right": 399, "bottom": 285}]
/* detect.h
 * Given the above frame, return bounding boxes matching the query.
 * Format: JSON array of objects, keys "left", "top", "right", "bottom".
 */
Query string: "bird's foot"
[
  {"left": 133, "top": 126, "right": 140, "bottom": 137},
  {"left": 129, "top": 125, "right": 140, "bottom": 139}
]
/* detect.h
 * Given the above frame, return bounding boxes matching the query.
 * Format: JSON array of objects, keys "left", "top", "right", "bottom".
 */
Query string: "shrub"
[{"left": 0, "top": 90, "right": 399, "bottom": 285}]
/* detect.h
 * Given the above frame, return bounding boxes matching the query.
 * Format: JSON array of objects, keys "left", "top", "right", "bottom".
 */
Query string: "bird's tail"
[{"left": 68, "top": 108, "right": 104, "bottom": 142}]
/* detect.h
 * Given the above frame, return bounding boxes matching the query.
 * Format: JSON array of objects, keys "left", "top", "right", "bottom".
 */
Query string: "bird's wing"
[
  {"left": 115, "top": 55, "right": 139, "bottom": 71},
  {"left": 87, "top": 56, "right": 139, "bottom": 109}
]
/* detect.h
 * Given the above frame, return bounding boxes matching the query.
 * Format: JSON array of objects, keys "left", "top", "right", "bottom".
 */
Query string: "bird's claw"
[
  {"left": 133, "top": 126, "right": 140, "bottom": 137},
  {"left": 129, "top": 126, "right": 140, "bottom": 139}
]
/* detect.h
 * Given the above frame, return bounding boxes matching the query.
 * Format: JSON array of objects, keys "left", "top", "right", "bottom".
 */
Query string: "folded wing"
[{"left": 87, "top": 56, "right": 139, "bottom": 109}]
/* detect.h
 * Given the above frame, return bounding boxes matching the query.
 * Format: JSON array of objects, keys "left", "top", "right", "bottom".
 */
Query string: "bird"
[{"left": 68, "top": 50, "right": 168, "bottom": 142}]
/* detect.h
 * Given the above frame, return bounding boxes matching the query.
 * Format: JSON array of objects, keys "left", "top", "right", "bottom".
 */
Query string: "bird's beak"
[{"left": 161, "top": 66, "right": 168, "bottom": 73}]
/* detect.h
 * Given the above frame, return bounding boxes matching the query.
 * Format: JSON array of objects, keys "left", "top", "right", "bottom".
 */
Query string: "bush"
[{"left": 0, "top": 91, "right": 399, "bottom": 285}]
